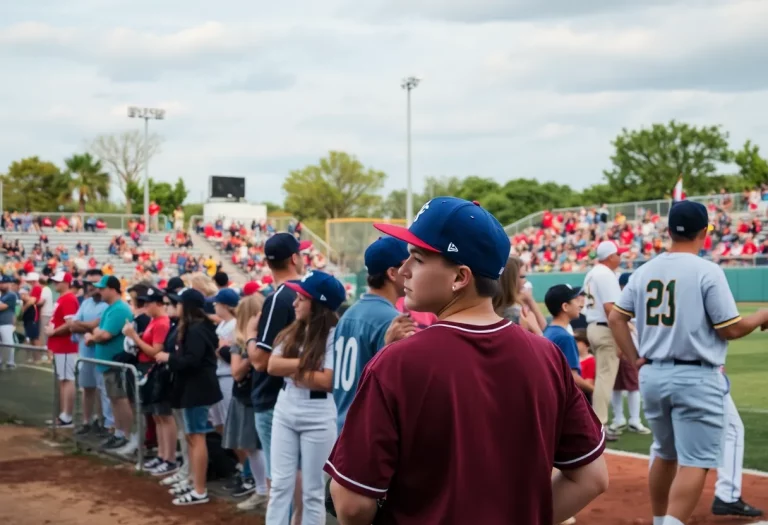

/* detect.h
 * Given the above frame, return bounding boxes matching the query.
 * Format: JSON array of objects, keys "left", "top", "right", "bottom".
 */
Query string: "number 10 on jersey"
[{"left": 334, "top": 336, "right": 359, "bottom": 392}]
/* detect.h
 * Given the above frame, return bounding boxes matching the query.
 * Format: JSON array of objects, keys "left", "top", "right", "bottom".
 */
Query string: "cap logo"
[
  {"left": 320, "top": 294, "right": 327, "bottom": 301},
  {"left": 147, "top": 289, "right": 154, "bottom": 295},
  {"left": 447, "top": 242, "right": 458, "bottom": 253},
  {"left": 414, "top": 202, "right": 430, "bottom": 223},
  {"left": 676, "top": 226, "right": 685, "bottom": 232}
]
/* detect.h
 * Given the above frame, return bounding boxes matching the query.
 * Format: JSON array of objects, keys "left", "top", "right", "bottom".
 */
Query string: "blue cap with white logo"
[
  {"left": 284, "top": 270, "right": 347, "bottom": 311},
  {"left": 373, "top": 197, "right": 511, "bottom": 279},
  {"left": 668, "top": 200, "right": 708, "bottom": 238},
  {"left": 364, "top": 237, "right": 409, "bottom": 276}
]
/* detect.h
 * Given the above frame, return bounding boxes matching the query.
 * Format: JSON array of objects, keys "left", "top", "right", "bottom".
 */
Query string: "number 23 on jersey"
[
  {"left": 646, "top": 280, "right": 676, "bottom": 326},
  {"left": 334, "top": 336, "right": 359, "bottom": 392}
]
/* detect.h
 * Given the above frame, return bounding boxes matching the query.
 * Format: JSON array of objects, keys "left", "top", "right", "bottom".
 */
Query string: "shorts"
[
  {"left": 639, "top": 362, "right": 727, "bottom": 468},
  {"left": 78, "top": 345, "right": 98, "bottom": 389},
  {"left": 143, "top": 401, "right": 173, "bottom": 416},
  {"left": 613, "top": 356, "right": 639, "bottom": 391},
  {"left": 104, "top": 369, "right": 129, "bottom": 399},
  {"left": 182, "top": 406, "right": 214, "bottom": 434},
  {"left": 54, "top": 353, "right": 76, "bottom": 381},
  {"left": 24, "top": 321, "right": 40, "bottom": 341}
]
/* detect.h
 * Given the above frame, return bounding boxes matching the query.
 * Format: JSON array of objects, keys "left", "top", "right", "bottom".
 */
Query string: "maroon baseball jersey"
[{"left": 324, "top": 319, "right": 605, "bottom": 525}]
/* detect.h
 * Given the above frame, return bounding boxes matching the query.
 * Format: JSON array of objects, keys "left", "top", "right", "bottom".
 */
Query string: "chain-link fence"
[{"left": 326, "top": 218, "right": 407, "bottom": 273}]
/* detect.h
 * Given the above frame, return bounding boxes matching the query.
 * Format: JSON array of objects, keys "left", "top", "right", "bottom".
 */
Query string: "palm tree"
[{"left": 63, "top": 153, "right": 110, "bottom": 212}]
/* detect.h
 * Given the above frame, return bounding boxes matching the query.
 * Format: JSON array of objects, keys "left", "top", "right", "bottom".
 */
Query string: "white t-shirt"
[
  {"left": 275, "top": 328, "right": 335, "bottom": 392},
  {"left": 582, "top": 263, "right": 621, "bottom": 324},
  {"left": 215, "top": 318, "right": 236, "bottom": 377},
  {"left": 40, "top": 285, "right": 54, "bottom": 317}
]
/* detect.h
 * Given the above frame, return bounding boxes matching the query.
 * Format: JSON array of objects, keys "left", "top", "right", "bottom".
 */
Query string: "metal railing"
[
  {"left": 73, "top": 357, "right": 149, "bottom": 470},
  {"left": 2, "top": 212, "right": 170, "bottom": 232},
  {"left": 503, "top": 192, "right": 751, "bottom": 235},
  {"left": 0, "top": 342, "right": 59, "bottom": 436},
  {"left": 188, "top": 214, "right": 340, "bottom": 262}
]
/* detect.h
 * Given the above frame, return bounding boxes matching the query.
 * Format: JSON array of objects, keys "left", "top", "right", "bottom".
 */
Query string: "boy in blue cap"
[
  {"left": 332, "top": 236, "right": 413, "bottom": 434},
  {"left": 325, "top": 197, "right": 608, "bottom": 525}
]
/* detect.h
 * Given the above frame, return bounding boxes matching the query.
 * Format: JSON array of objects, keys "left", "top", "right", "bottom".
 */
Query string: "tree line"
[
  {"left": 0, "top": 130, "right": 188, "bottom": 217},
  {"left": 280, "top": 120, "right": 768, "bottom": 227}
]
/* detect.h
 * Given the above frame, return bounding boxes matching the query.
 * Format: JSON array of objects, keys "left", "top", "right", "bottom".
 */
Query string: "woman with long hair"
[
  {"left": 223, "top": 293, "right": 270, "bottom": 510},
  {"left": 265, "top": 270, "right": 346, "bottom": 525},
  {"left": 155, "top": 288, "right": 222, "bottom": 506},
  {"left": 493, "top": 256, "right": 547, "bottom": 335}
]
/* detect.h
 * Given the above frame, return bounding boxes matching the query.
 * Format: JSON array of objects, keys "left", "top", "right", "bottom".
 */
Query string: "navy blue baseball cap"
[
  {"left": 618, "top": 272, "right": 632, "bottom": 288},
  {"left": 364, "top": 236, "right": 409, "bottom": 276},
  {"left": 668, "top": 200, "right": 708, "bottom": 238},
  {"left": 213, "top": 288, "right": 240, "bottom": 307},
  {"left": 374, "top": 197, "right": 511, "bottom": 279},
  {"left": 265, "top": 233, "right": 300, "bottom": 262},
  {"left": 284, "top": 270, "right": 346, "bottom": 311}
]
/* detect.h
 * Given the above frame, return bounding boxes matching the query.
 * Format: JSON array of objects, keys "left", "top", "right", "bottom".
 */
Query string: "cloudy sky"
[{"left": 1, "top": 0, "right": 767, "bottom": 208}]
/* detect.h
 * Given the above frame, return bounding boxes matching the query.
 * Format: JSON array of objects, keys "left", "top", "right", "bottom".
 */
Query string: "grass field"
[{"left": 606, "top": 302, "right": 768, "bottom": 470}]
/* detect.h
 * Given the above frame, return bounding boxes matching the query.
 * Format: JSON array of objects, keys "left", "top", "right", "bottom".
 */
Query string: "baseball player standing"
[
  {"left": 608, "top": 200, "right": 768, "bottom": 525},
  {"left": 325, "top": 197, "right": 608, "bottom": 525},
  {"left": 583, "top": 240, "right": 624, "bottom": 441}
]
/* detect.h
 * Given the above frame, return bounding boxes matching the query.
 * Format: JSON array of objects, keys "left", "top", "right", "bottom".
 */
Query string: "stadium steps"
[{"left": 188, "top": 230, "right": 249, "bottom": 286}]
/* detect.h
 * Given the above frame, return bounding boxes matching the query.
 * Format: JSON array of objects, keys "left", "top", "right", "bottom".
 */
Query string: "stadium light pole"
[
  {"left": 127, "top": 106, "right": 165, "bottom": 230},
  {"left": 402, "top": 76, "right": 420, "bottom": 225}
]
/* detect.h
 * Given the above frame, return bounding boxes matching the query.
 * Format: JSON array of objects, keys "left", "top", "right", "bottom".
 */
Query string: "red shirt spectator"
[
  {"left": 542, "top": 210, "right": 553, "bottom": 228},
  {"left": 95, "top": 219, "right": 106, "bottom": 230},
  {"left": 580, "top": 354, "right": 596, "bottom": 383},
  {"left": 149, "top": 203, "right": 160, "bottom": 216},
  {"left": 620, "top": 228, "right": 634, "bottom": 246},
  {"left": 23, "top": 260, "right": 34, "bottom": 274},
  {"left": 138, "top": 315, "right": 171, "bottom": 364},
  {"left": 48, "top": 291, "right": 79, "bottom": 354},
  {"left": 30, "top": 284, "right": 42, "bottom": 322},
  {"left": 703, "top": 235, "right": 713, "bottom": 252},
  {"left": 325, "top": 322, "right": 605, "bottom": 524},
  {"left": 742, "top": 239, "right": 758, "bottom": 256}
]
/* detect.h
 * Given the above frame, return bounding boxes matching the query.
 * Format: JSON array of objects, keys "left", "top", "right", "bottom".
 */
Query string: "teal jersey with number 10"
[
  {"left": 614, "top": 252, "right": 741, "bottom": 366},
  {"left": 332, "top": 294, "right": 399, "bottom": 434}
]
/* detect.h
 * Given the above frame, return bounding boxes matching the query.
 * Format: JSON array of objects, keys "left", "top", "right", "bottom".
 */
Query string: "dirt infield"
[{"left": 2, "top": 426, "right": 767, "bottom": 524}]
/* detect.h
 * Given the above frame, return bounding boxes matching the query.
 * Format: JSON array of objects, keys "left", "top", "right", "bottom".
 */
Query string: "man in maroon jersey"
[{"left": 324, "top": 197, "right": 609, "bottom": 525}]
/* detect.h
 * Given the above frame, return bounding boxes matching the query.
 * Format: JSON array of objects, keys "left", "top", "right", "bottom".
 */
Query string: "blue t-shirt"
[
  {"left": 73, "top": 297, "right": 108, "bottom": 353},
  {"left": 0, "top": 291, "right": 18, "bottom": 325},
  {"left": 332, "top": 294, "right": 399, "bottom": 433},
  {"left": 94, "top": 300, "right": 133, "bottom": 371},
  {"left": 543, "top": 324, "right": 581, "bottom": 374}
]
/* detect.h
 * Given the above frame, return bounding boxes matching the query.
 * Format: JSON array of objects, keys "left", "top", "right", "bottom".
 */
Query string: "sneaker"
[
  {"left": 237, "top": 492, "right": 267, "bottom": 511},
  {"left": 5, "top": 363, "right": 16, "bottom": 370},
  {"left": 232, "top": 477, "right": 256, "bottom": 498},
  {"left": 607, "top": 421, "right": 626, "bottom": 434},
  {"left": 627, "top": 422, "right": 651, "bottom": 435},
  {"left": 150, "top": 461, "right": 179, "bottom": 477},
  {"left": 169, "top": 481, "right": 193, "bottom": 496},
  {"left": 74, "top": 423, "right": 93, "bottom": 436},
  {"left": 603, "top": 427, "right": 620, "bottom": 442},
  {"left": 114, "top": 435, "right": 139, "bottom": 457},
  {"left": 712, "top": 496, "right": 763, "bottom": 517},
  {"left": 138, "top": 457, "right": 162, "bottom": 471},
  {"left": 45, "top": 417, "right": 74, "bottom": 428},
  {"left": 224, "top": 473, "right": 244, "bottom": 491},
  {"left": 101, "top": 435, "right": 127, "bottom": 449},
  {"left": 172, "top": 491, "right": 209, "bottom": 506},
  {"left": 160, "top": 471, "right": 188, "bottom": 486}
]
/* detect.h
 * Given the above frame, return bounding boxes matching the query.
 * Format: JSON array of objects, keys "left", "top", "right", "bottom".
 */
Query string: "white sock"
[
  {"left": 191, "top": 490, "right": 207, "bottom": 498},
  {"left": 663, "top": 517, "right": 684, "bottom": 525},
  {"left": 248, "top": 449, "right": 268, "bottom": 494},
  {"left": 59, "top": 412, "right": 72, "bottom": 423},
  {"left": 628, "top": 390, "right": 642, "bottom": 425},
  {"left": 611, "top": 391, "right": 626, "bottom": 424},
  {"left": 653, "top": 517, "right": 664, "bottom": 525}
]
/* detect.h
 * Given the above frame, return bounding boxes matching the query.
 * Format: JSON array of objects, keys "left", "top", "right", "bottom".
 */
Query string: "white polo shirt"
[{"left": 583, "top": 263, "right": 621, "bottom": 324}]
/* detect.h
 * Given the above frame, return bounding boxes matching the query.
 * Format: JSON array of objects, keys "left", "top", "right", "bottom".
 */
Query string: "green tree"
[
  {"left": 604, "top": 120, "right": 731, "bottom": 201},
  {"left": 1, "top": 157, "right": 68, "bottom": 211},
  {"left": 90, "top": 130, "right": 163, "bottom": 213},
  {"left": 126, "top": 177, "right": 188, "bottom": 215},
  {"left": 283, "top": 151, "right": 386, "bottom": 219},
  {"left": 62, "top": 153, "right": 110, "bottom": 212},
  {"left": 733, "top": 140, "right": 768, "bottom": 187}
]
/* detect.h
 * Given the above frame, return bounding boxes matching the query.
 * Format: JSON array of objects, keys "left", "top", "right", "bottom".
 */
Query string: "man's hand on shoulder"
[{"left": 384, "top": 314, "right": 416, "bottom": 345}]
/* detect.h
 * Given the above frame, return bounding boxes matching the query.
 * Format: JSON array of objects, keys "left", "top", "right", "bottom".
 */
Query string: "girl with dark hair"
[
  {"left": 155, "top": 288, "right": 222, "bottom": 506},
  {"left": 265, "top": 271, "right": 346, "bottom": 525}
]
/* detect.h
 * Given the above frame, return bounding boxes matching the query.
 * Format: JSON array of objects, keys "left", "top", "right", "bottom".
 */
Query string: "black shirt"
[{"left": 250, "top": 282, "right": 298, "bottom": 411}]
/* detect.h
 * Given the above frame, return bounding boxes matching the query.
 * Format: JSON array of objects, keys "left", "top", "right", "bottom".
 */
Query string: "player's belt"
[
  {"left": 281, "top": 383, "right": 327, "bottom": 399},
  {"left": 645, "top": 358, "right": 715, "bottom": 368}
]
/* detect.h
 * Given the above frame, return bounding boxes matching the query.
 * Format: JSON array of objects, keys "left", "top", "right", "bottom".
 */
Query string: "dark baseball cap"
[
  {"left": 180, "top": 288, "right": 206, "bottom": 310},
  {"left": 166, "top": 276, "right": 184, "bottom": 294},
  {"left": 137, "top": 286, "right": 165, "bottom": 303},
  {"left": 544, "top": 284, "right": 581, "bottom": 317},
  {"left": 364, "top": 237, "right": 409, "bottom": 276},
  {"left": 265, "top": 233, "right": 300, "bottom": 262},
  {"left": 668, "top": 200, "right": 708, "bottom": 238},
  {"left": 619, "top": 272, "right": 632, "bottom": 288},
  {"left": 94, "top": 275, "right": 121, "bottom": 292},
  {"left": 213, "top": 288, "right": 239, "bottom": 307},
  {"left": 284, "top": 270, "right": 346, "bottom": 311},
  {"left": 374, "top": 197, "right": 511, "bottom": 280}
]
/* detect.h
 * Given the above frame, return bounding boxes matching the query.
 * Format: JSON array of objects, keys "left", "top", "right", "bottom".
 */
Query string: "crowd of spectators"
[{"left": 510, "top": 187, "right": 768, "bottom": 273}]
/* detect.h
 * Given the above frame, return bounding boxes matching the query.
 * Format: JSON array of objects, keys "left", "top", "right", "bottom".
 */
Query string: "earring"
[{"left": 452, "top": 285, "right": 456, "bottom": 291}]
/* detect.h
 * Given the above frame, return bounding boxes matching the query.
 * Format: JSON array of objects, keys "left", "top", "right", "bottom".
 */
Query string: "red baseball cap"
[
  {"left": 242, "top": 281, "right": 259, "bottom": 297},
  {"left": 299, "top": 240, "right": 313, "bottom": 252},
  {"left": 262, "top": 275, "right": 274, "bottom": 285},
  {"left": 50, "top": 271, "right": 73, "bottom": 284}
]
